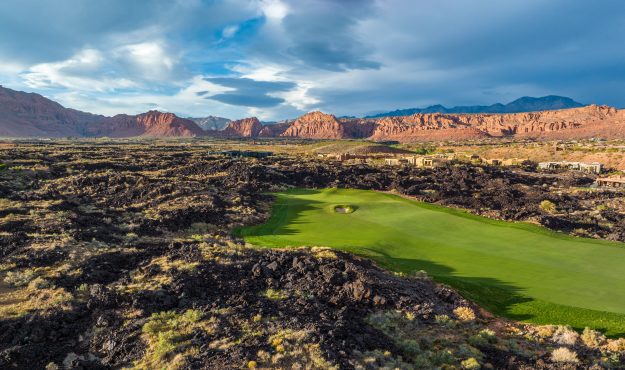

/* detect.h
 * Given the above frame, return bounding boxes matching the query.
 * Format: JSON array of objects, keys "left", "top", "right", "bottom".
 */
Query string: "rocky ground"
[{"left": 0, "top": 141, "right": 624, "bottom": 369}]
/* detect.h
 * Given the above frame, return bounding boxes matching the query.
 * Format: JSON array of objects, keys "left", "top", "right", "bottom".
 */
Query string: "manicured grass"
[{"left": 237, "top": 188, "right": 625, "bottom": 336}]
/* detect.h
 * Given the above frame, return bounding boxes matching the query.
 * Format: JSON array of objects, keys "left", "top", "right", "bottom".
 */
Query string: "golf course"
[{"left": 237, "top": 188, "right": 625, "bottom": 336}]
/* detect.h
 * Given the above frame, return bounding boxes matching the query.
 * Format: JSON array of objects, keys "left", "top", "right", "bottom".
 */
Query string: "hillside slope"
[{"left": 0, "top": 85, "right": 103, "bottom": 137}]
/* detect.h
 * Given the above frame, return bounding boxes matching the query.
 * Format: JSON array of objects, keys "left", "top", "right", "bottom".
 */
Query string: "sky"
[{"left": 0, "top": 0, "right": 624, "bottom": 120}]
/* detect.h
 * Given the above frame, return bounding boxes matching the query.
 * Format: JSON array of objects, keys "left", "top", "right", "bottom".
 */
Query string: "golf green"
[{"left": 237, "top": 188, "right": 625, "bottom": 336}]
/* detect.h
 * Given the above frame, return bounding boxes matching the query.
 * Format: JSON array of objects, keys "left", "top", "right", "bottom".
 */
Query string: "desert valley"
[
  {"left": 2, "top": 1, "right": 625, "bottom": 369},
  {"left": 2, "top": 85, "right": 625, "bottom": 369}
]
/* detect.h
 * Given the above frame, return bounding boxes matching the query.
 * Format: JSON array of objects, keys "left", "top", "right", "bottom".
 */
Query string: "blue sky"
[{"left": 0, "top": 0, "right": 623, "bottom": 120}]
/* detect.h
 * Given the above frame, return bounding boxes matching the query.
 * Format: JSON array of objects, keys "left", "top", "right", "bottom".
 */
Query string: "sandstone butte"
[
  {"left": 2, "top": 85, "right": 625, "bottom": 141},
  {"left": 86, "top": 111, "right": 205, "bottom": 138},
  {"left": 221, "top": 105, "right": 625, "bottom": 142}
]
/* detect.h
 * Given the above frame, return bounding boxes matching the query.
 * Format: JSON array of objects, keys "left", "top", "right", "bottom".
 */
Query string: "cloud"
[
  {"left": 203, "top": 77, "right": 297, "bottom": 107},
  {"left": 21, "top": 48, "right": 136, "bottom": 91},
  {"left": 207, "top": 93, "right": 285, "bottom": 107},
  {"left": 20, "top": 41, "right": 179, "bottom": 92},
  {"left": 1, "top": 0, "right": 625, "bottom": 120}
]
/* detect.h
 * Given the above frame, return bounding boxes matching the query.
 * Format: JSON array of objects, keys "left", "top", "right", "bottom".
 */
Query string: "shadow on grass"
[
  {"left": 355, "top": 248, "right": 625, "bottom": 337},
  {"left": 236, "top": 192, "right": 326, "bottom": 238},
  {"left": 355, "top": 247, "right": 535, "bottom": 321}
]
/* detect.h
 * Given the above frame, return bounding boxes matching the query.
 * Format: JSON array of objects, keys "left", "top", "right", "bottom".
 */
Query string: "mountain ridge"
[
  {"left": 2, "top": 86, "right": 624, "bottom": 142},
  {"left": 366, "top": 95, "right": 585, "bottom": 118}
]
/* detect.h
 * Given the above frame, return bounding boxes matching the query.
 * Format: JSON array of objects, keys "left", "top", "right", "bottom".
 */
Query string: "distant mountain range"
[
  {"left": 1, "top": 86, "right": 624, "bottom": 142},
  {"left": 0, "top": 86, "right": 204, "bottom": 138},
  {"left": 366, "top": 96, "right": 585, "bottom": 118}
]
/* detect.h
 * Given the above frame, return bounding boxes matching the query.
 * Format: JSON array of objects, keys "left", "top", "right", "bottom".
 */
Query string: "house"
[
  {"left": 211, "top": 150, "right": 273, "bottom": 158},
  {"left": 596, "top": 177, "right": 625, "bottom": 188},
  {"left": 538, "top": 162, "right": 561, "bottom": 170},
  {"left": 410, "top": 156, "right": 446, "bottom": 168},
  {"left": 538, "top": 161, "right": 602, "bottom": 174},
  {"left": 579, "top": 162, "right": 603, "bottom": 174},
  {"left": 384, "top": 158, "right": 409, "bottom": 166}
]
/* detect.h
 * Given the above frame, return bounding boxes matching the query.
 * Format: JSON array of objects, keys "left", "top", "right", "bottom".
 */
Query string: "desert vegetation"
[{"left": 0, "top": 140, "right": 624, "bottom": 368}]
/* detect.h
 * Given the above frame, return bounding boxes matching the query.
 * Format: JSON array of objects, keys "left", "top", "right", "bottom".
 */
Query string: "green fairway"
[{"left": 237, "top": 188, "right": 625, "bottom": 336}]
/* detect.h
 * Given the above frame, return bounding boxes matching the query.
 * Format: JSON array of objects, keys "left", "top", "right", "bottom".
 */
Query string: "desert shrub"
[
  {"left": 398, "top": 339, "right": 421, "bottom": 357},
  {"left": 434, "top": 314, "right": 456, "bottom": 328},
  {"left": 552, "top": 325, "right": 579, "bottom": 345},
  {"left": 264, "top": 329, "right": 335, "bottom": 369},
  {"left": 606, "top": 338, "right": 625, "bottom": 352},
  {"left": 539, "top": 200, "right": 557, "bottom": 214},
  {"left": 412, "top": 270, "right": 428, "bottom": 279},
  {"left": 581, "top": 327, "right": 606, "bottom": 348},
  {"left": 551, "top": 347, "right": 579, "bottom": 363},
  {"left": 138, "top": 309, "right": 205, "bottom": 368},
  {"left": 45, "top": 362, "right": 59, "bottom": 370},
  {"left": 0, "top": 163, "right": 6, "bottom": 171},
  {"left": 430, "top": 349, "right": 454, "bottom": 366},
  {"left": 28, "top": 277, "right": 51, "bottom": 290},
  {"left": 535, "top": 325, "right": 556, "bottom": 338},
  {"left": 366, "top": 311, "right": 405, "bottom": 334},
  {"left": 454, "top": 306, "right": 476, "bottom": 322},
  {"left": 4, "top": 269, "right": 38, "bottom": 287},
  {"left": 457, "top": 344, "right": 484, "bottom": 362},
  {"left": 469, "top": 329, "right": 497, "bottom": 347},
  {"left": 262, "top": 288, "right": 288, "bottom": 300},
  {"left": 311, "top": 246, "right": 337, "bottom": 259},
  {"left": 461, "top": 357, "right": 481, "bottom": 369}
]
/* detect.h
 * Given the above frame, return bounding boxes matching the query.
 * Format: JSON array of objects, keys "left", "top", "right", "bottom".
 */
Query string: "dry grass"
[
  {"left": 551, "top": 347, "right": 579, "bottom": 363},
  {"left": 453, "top": 306, "right": 476, "bottom": 322}
]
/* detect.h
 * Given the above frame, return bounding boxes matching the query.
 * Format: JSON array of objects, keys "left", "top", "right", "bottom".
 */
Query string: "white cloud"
[
  {"left": 113, "top": 42, "right": 176, "bottom": 80},
  {"left": 21, "top": 48, "right": 137, "bottom": 91},
  {"left": 19, "top": 40, "right": 180, "bottom": 93},
  {"left": 260, "top": 0, "right": 288, "bottom": 21}
]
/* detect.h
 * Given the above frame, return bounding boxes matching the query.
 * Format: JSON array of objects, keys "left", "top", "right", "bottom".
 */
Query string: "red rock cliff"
[
  {"left": 87, "top": 111, "right": 205, "bottom": 137},
  {"left": 222, "top": 117, "right": 263, "bottom": 138},
  {"left": 280, "top": 111, "right": 347, "bottom": 139}
]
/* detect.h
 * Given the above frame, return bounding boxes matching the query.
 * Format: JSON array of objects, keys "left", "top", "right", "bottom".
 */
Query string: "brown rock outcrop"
[
  {"left": 280, "top": 111, "right": 346, "bottom": 139},
  {"left": 87, "top": 111, "right": 205, "bottom": 138},
  {"left": 222, "top": 117, "right": 263, "bottom": 138},
  {"left": 258, "top": 121, "right": 291, "bottom": 137}
]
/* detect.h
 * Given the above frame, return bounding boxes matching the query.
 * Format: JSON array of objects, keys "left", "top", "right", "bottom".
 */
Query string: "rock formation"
[
  {"left": 0, "top": 85, "right": 103, "bottom": 137},
  {"left": 87, "top": 111, "right": 205, "bottom": 138},
  {"left": 267, "top": 105, "right": 625, "bottom": 142},
  {"left": 279, "top": 111, "right": 346, "bottom": 139},
  {"left": 1, "top": 86, "right": 624, "bottom": 141},
  {"left": 221, "top": 117, "right": 263, "bottom": 138}
]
